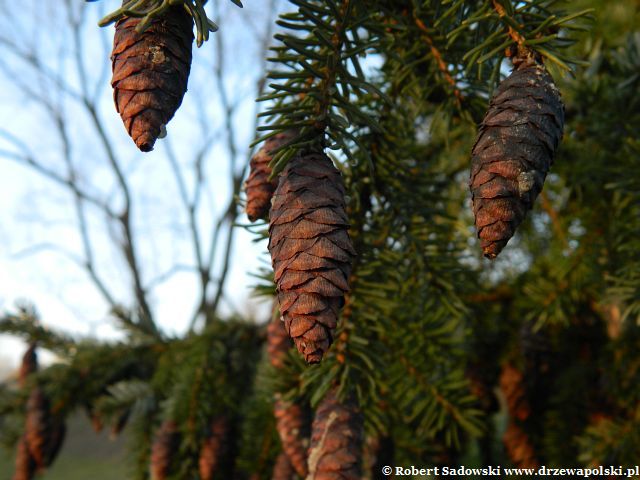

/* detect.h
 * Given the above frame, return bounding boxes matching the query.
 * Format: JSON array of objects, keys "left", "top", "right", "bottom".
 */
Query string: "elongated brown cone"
[
  {"left": 267, "top": 315, "right": 293, "bottom": 370},
  {"left": 268, "top": 153, "right": 355, "bottom": 363},
  {"left": 503, "top": 423, "right": 539, "bottom": 469},
  {"left": 45, "top": 420, "right": 66, "bottom": 468},
  {"left": 18, "top": 344, "right": 37, "bottom": 387},
  {"left": 25, "top": 391, "right": 65, "bottom": 470},
  {"left": 470, "top": 55, "right": 564, "bottom": 258},
  {"left": 272, "top": 451, "right": 296, "bottom": 480},
  {"left": 110, "top": 410, "right": 131, "bottom": 438},
  {"left": 111, "top": 5, "right": 193, "bottom": 152},
  {"left": 307, "top": 388, "right": 362, "bottom": 480},
  {"left": 274, "top": 397, "right": 309, "bottom": 478},
  {"left": 199, "top": 417, "right": 228, "bottom": 480},
  {"left": 500, "top": 364, "right": 539, "bottom": 468},
  {"left": 268, "top": 316, "right": 310, "bottom": 477},
  {"left": 25, "top": 388, "right": 48, "bottom": 471},
  {"left": 246, "top": 131, "right": 297, "bottom": 222},
  {"left": 12, "top": 435, "right": 36, "bottom": 480},
  {"left": 150, "top": 420, "right": 179, "bottom": 480},
  {"left": 500, "top": 364, "right": 530, "bottom": 422}
]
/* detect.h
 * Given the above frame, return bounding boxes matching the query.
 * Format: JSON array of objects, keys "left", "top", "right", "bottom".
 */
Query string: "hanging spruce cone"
[
  {"left": 150, "top": 420, "right": 179, "bottom": 480},
  {"left": 274, "top": 397, "right": 309, "bottom": 478},
  {"left": 467, "top": 365, "right": 499, "bottom": 414},
  {"left": 470, "top": 54, "right": 564, "bottom": 258},
  {"left": 267, "top": 315, "right": 293, "bottom": 370},
  {"left": 44, "top": 418, "right": 66, "bottom": 468},
  {"left": 500, "top": 363, "right": 539, "bottom": 468},
  {"left": 272, "top": 451, "right": 295, "bottom": 480},
  {"left": 18, "top": 343, "right": 37, "bottom": 387},
  {"left": 500, "top": 363, "right": 530, "bottom": 422},
  {"left": 199, "top": 417, "right": 228, "bottom": 480},
  {"left": 503, "top": 422, "right": 539, "bottom": 469},
  {"left": 268, "top": 152, "right": 355, "bottom": 363},
  {"left": 24, "top": 387, "right": 65, "bottom": 471},
  {"left": 307, "top": 388, "right": 363, "bottom": 480},
  {"left": 24, "top": 388, "right": 48, "bottom": 471},
  {"left": 110, "top": 409, "right": 131, "bottom": 438},
  {"left": 12, "top": 435, "right": 36, "bottom": 480},
  {"left": 246, "top": 131, "right": 297, "bottom": 222},
  {"left": 111, "top": 4, "right": 194, "bottom": 152}
]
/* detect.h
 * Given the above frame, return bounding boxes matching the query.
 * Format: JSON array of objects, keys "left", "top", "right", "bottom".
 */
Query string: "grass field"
[{"left": 0, "top": 414, "right": 128, "bottom": 480}]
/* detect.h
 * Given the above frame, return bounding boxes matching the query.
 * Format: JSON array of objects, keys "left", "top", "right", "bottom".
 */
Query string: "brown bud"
[
  {"left": 307, "top": 388, "right": 362, "bottom": 480},
  {"left": 12, "top": 435, "right": 36, "bottom": 480},
  {"left": 470, "top": 56, "right": 564, "bottom": 258},
  {"left": 268, "top": 153, "right": 355, "bottom": 363},
  {"left": 199, "top": 417, "right": 229, "bottom": 480},
  {"left": 274, "top": 398, "right": 309, "bottom": 478},
  {"left": 246, "top": 131, "right": 297, "bottom": 222},
  {"left": 111, "top": 5, "right": 194, "bottom": 151},
  {"left": 150, "top": 420, "right": 179, "bottom": 480}
]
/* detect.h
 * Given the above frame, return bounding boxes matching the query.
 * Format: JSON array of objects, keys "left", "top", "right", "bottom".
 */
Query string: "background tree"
[{"left": 1, "top": 0, "right": 640, "bottom": 479}]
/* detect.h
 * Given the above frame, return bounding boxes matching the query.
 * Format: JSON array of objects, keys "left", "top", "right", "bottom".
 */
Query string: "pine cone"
[
  {"left": 272, "top": 451, "right": 295, "bottom": 480},
  {"left": 267, "top": 316, "right": 292, "bottom": 370},
  {"left": 12, "top": 435, "right": 36, "bottom": 480},
  {"left": 246, "top": 131, "right": 297, "bottom": 222},
  {"left": 499, "top": 364, "right": 530, "bottom": 422},
  {"left": 503, "top": 422, "right": 539, "bottom": 469},
  {"left": 274, "top": 397, "right": 309, "bottom": 478},
  {"left": 18, "top": 344, "right": 37, "bottom": 387},
  {"left": 24, "top": 388, "right": 48, "bottom": 471},
  {"left": 500, "top": 363, "right": 539, "bottom": 468},
  {"left": 467, "top": 365, "right": 499, "bottom": 414},
  {"left": 43, "top": 419, "right": 66, "bottom": 468},
  {"left": 111, "top": 5, "right": 194, "bottom": 151},
  {"left": 110, "top": 410, "right": 130, "bottom": 438},
  {"left": 470, "top": 55, "right": 564, "bottom": 258},
  {"left": 307, "top": 388, "right": 362, "bottom": 480},
  {"left": 268, "top": 153, "right": 355, "bottom": 363},
  {"left": 150, "top": 420, "right": 179, "bottom": 480},
  {"left": 199, "top": 417, "right": 228, "bottom": 480},
  {"left": 23, "top": 386, "right": 65, "bottom": 471}
]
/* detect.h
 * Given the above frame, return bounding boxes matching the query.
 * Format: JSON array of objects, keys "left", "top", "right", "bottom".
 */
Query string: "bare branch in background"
[
  {"left": 65, "top": 2, "right": 156, "bottom": 331},
  {"left": 204, "top": 0, "right": 278, "bottom": 322},
  {"left": 0, "top": 0, "right": 281, "bottom": 335}
]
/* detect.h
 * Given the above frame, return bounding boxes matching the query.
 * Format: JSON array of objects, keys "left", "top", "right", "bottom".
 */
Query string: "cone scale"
[
  {"left": 470, "top": 55, "right": 564, "bottom": 258},
  {"left": 111, "top": 5, "right": 194, "bottom": 152},
  {"left": 268, "top": 152, "right": 355, "bottom": 364}
]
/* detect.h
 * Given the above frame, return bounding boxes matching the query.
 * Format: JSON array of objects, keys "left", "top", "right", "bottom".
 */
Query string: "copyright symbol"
[{"left": 382, "top": 466, "right": 392, "bottom": 475}]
